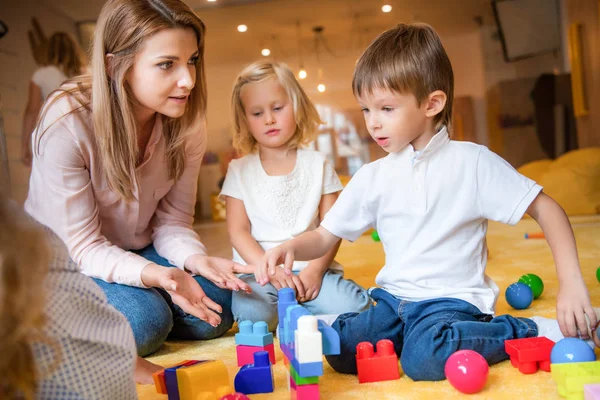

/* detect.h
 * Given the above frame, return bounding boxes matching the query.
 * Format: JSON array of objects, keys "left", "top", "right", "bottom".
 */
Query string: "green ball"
[
  {"left": 518, "top": 274, "right": 544, "bottom": 299},
  {"left": 371, "top": 230, "right": 380, "bottom": 242},
  {"left": 596, "top": 267, "right": 600, "bottom": 283}
]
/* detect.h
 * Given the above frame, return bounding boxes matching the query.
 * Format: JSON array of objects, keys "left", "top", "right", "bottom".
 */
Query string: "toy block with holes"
[
  {"left": 551, "top": 361, "right": 600, "bottom": 399},
  {"left": 159, "top": 359, "right": 232, "bottom": 400},
  {"left": 356, "top": 339, "right": 401, "bottom": 384},
  {"left": 153, "top": 360, "right": 197, "bottom": 394},
  {"left": 234, "top": 351, "right": 274, "bottom": 395},
  {"left": 236, "top": 342, "right": 276, "bottom": 366},
  {"left": 235, "top": 320, "right": 273, "bottom": 347},
  {"left": 505, "top": 336, "right": 555, "bottom": 374}
]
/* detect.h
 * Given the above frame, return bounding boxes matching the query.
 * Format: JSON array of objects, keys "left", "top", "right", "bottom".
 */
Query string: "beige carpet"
[{"left": 137, "top": 215, "right": 600, "bottom": 399}]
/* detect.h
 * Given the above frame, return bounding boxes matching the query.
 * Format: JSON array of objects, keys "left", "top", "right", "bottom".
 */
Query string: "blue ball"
[
  {"left": 505, "top": 282, "right": 533, "bottom": 310},
  {"left": 550, "top": 337, "right": 596, "bottom": 364}
]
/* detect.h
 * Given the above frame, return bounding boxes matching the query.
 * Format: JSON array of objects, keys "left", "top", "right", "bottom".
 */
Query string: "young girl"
[
  {"left": 221, "top": 61, "right": 371, "bottom": 331},
  {"left": 0, "top": 194, "right": 137, "bottom": 399},
  {"left": 25, "top": 0, "right": 253, "bottom": 381}
]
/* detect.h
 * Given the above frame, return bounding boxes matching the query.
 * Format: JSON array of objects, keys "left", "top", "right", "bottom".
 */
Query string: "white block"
[{"left": 294, "top": 315, "right": 323, "bottom": 363}]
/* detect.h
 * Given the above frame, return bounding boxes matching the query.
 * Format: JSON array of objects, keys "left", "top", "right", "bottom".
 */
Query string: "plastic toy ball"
[
  {"left": 550, "top": 337, "right": 596, "bottom": 364},
  {"left": 596, "top": 266, "right": 600, "bottom": 283},
  {"left": 444, "top": 350, "right": 489, "bottom": 394},
  {"left": 220, "top": 393, "right": 251, "bottom": 400},
  {"left": 505, "top": 282, "right": 533, "bottom": 310},
  {"left": 371, "top": 230, "right": 380, "bottom": 242},
  {"left": 518, "top": 273, "right": 544, "bottom": 299}
]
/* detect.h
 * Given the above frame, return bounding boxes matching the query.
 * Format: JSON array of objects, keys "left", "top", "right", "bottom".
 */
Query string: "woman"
[
  {"left": 21, "top": 32, "right": 86, "bottom": 166},
  {"left": 25, "top": 0, "right": 252, "bottom": 382}
]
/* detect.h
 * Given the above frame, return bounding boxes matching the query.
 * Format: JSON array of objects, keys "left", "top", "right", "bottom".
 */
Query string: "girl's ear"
[
  {"left": 105, "top": 53, "right": 114, "bottom": 79},
  {"left": 424, "top": 90, "right": 447, "bottom": 118}
]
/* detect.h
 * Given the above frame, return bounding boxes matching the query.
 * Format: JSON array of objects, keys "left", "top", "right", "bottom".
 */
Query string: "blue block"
[
  {"left": 318, "top": 320, "right": 340, "bottom": 355},
  {"left": 281, "top": 341, "right": 293, "bottom": 361},
  {"left": 291, "top": 357, "right": 324, "bottom": 378},
  {"left": 284, "top": 305, "right": 302, "bottom": 348},
  {"left": 278, "top": 288, "right": 298, "bottom": 325},
  {"left": 164, "top": 361, "right": 201, "bottom": 400},
  {"left": 235, "top": 320, "right": 273, "bottom": 347},
  {"left": 234, "top": 351, "right": 274, "bottom": 394}
]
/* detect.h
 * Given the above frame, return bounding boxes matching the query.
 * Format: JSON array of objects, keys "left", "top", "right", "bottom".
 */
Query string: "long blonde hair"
[
  {"left": 231, "top": 61, "right": 322, "bottom": 155},
  {"left": 46, "top": 32, "right": 87, "bottom": 78},
  {"left": 0, "top": 195, "right": 51, "bottom": 399},
  {"left": 35, "top": 0, "right": 207, "bottom": 201}
]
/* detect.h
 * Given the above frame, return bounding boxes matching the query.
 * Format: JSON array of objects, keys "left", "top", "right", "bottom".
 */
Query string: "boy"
[{"left": 260, "top": 23, "right": 598, "bottom": 381}]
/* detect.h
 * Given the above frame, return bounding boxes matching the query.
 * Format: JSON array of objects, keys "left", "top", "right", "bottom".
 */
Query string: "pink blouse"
[{"left": 25, "top": 93, "right": 208, "bottom": 287}]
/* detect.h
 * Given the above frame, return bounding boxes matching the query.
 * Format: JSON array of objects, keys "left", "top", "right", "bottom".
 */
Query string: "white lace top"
[{"left": 220, "top": 149, "right": 343, "bottom": 271}]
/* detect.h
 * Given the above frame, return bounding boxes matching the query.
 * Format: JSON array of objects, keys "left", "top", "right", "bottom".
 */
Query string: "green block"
[
  {"left": 596, "top": 267, "right": 600, "bottom": 283},
  {"left": 371, "top": 230, "right": 380, "bottom": 242},
  {"left": 518, "top": 273, "right": 544, "bottom": 299},
  {"left": 290, "top": 364, "right": 319, "bottom": 385}
]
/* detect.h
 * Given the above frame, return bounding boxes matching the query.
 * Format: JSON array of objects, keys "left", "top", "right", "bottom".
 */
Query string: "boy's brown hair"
[{"left": 353, "top": 23, "right": 454, "bottom": 129}]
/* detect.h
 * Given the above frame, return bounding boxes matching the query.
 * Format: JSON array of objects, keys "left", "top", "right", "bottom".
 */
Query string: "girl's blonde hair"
[
  {"left": 46, "top": 32, "right": 87, "bottom": 78},
  {"left": 35, "top": 0, "right": 207, "bottom": 201},
  {"left": 231, "top": 61, "right": 322, "bottom": 155},
  {"left": 0, "top": 195, "right": 52, "bottom": 399}
]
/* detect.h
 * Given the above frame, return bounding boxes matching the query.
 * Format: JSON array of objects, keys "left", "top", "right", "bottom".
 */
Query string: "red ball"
[
  {"left": 220, "top": 393, "right": 250, "bottom": 400},
  {"left": 444, "top": 350, "right": 489, "bottom": 394}
]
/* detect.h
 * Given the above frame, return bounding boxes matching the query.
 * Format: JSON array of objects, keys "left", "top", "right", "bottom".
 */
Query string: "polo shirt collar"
[{"left": 387, "top": 125, "right": 450, "bottom": 163}]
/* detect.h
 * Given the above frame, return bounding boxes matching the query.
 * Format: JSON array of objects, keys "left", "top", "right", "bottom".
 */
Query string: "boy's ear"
[{"left": 424, "top": 90, "right": 447, "bottom": 118}]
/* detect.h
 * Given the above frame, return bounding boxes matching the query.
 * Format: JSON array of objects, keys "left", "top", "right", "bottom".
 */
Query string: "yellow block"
[
  {"left": 551, "top": 361, "right": 600, "bottom": 399},
  {"left": 176, "top": 360, "right": 232, "bottom": 400}
]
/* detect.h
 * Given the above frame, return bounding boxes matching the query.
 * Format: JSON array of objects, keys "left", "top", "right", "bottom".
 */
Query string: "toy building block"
[
  {"left": 356, "top": 339, "right": 401, "bottom": 384},
  {"left": 234, "top": 351, "right": 274, "bottom": 395},
  {"left": 278, "top": 288, "right": 298, "bottom": 324},
  {"left": 176, "top": 360, "right": 232, "bottom": 400},
  {"left": 165, "top": 361, "right": 201, "bottom": 400},
  {"left": 235, "top": 320, "right": 273, "bottom": 347},
  {"left": 290, "top": 364, "right": 319, "bottom": 385},
  {"left": 290, "top": 377, "right": 320, "bottom": 400},
  {"left": 295, "top": 316, "right": 323, "bottom": 363},
  {"left": 236, "top": 343, "right": 276, "bottom": 366},
  {"left": 153, "top": 360, "right": 196, "bottom": 394},
  {"left": 551, "top": 361, "right": 600, "bottom": 399},
  {"left": 317, "top": 320, "right": 340, "bottom": 356},
  {"left": 291, "top": 357, "right": 324, "bottom": 378},
  {"left": 505, "top": 336, "right": 555, "bottom": 374},
  {"left": 585, "top": 384, "right": 600, "bottom": 400}
]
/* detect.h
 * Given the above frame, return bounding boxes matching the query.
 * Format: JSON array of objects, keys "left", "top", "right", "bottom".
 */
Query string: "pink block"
[
  {"left": 290, "top": 378, "right": 319, "bottom": 400},
  {"left": 236, "top": 343, "right": 276, "bottom": 366},
  {"left": 585, "top": 384, "right": 600, "bottom": 400}
]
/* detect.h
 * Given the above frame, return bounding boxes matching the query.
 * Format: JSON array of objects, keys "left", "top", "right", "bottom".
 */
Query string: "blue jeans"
[
  {"left": 325, "top": 288, "right": 538, "bottom": 381},
  {"left": 93, "top": 245, "right": 234, "bottom": 357},
  {"left": 232, "top": 269, "right": 372, "bottom": 331}
]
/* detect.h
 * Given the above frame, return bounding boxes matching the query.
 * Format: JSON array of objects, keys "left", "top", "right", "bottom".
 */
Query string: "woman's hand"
[
  {"left": 141, "top": 263, "right": 223, "bottom": 326},
  {"left": 185, "top": 254, "right": 254, "bottom": 293}
]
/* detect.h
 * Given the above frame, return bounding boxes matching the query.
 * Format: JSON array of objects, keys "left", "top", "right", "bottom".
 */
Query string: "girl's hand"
[
  {"left": 186, "top": 254, "right": 254, "bottom": 293},
  {"left": 268, "top": 267, "right": 305, "bottom": 299},
  {"left": 556, "top": 278, "right": 597, "bottom": 339},
  {"left": 297, "top": 268, "right": 325, "bottom": 302}
]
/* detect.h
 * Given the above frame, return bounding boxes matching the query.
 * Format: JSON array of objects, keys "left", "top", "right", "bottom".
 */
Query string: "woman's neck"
[{"left": 136, "top": 112, "right": 156, "bottom": 165}]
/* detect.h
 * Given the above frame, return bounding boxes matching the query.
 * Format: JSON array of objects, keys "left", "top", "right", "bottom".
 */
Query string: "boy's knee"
[
  {"left": 325, "top": 353, "right": 359, "bottom": 375},
  {"left": 400, "top": 351, "right": 446, "bottom": 381}
]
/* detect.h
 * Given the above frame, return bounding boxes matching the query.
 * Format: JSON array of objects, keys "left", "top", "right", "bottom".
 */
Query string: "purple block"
[{"left": 585, "top": 384, "right": 600, "bottom": 400}]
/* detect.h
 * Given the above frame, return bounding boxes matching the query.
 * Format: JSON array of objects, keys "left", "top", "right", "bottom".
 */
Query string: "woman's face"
[{"left": 126, "top": 27, "right": 199, "bottom": 123}]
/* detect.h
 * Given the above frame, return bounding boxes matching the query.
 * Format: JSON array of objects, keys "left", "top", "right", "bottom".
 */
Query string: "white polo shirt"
[{"left": 321, "top": 127, "right": 542, "bottom": 314}]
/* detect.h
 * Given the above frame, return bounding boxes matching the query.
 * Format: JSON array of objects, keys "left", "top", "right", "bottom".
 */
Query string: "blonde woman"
[
  {"left": 21, "top": 32, "right": 87, "bottom": 166},
  {"left": 221, "top": 61, "right": 371, "bottom": 331},
  {"left": 25, "top": 0, "right": 253, "bottom": 380},
  {"left": 0, "top": 194, "right": 137, "bottom": 399}
]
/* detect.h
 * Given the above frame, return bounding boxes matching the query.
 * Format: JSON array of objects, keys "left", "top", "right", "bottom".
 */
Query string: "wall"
[{"left": 0, "top": 0, "right": 77, "bottom": 203}]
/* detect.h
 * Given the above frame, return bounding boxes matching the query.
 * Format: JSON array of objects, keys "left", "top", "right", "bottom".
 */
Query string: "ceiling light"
[
  {"left": 298, "top": 69, "right": 307, "bottom": 79},
  {"left": 261, "top": 48, "right": 271, "bottom": 57},
  {"left": 237, "top": 24, "right": 247, "bottom": 33},
  {"left": 317, "top": 84, "right": 326, "bottom": 92},
  {"left": 207, "top": 0, "right": 217, "bottom": 2},
  {"left": 382, "top": 4, "right": 392, "bottom": 13}
]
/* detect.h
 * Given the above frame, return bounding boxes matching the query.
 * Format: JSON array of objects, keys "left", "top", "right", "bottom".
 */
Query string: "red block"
[
  {"left": 356, "top": 339, "right": 401, "bottom": 384},
  {"left": 236, "top": 343, "right": 276, "bottom": 366},
  {"left": 290, "top": 377, "right": 319, "bottom": 400},
  {"left": 504, "top": 336, "right": 555, "bottom": 374}
]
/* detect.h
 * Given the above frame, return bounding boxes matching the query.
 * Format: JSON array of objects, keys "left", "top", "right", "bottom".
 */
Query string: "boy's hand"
[
  {"left": 297, "top": 268, "right": 325, "bottom": 302},
  {"left": 261, "top": 245, "right": 295, "bottom": 286},
  {"left": 268, "top": 267, "right": 306, "bottom": 299},
  {"left": 556, "top": 278, "right": 597, "bottom": 339}
]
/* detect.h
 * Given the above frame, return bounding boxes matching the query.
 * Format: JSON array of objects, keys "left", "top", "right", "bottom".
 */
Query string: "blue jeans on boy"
[
  {"left": 93, "top": 245, "right": 233, "bottom": 357},
  {"left": 326, "top": 288, "right": 538, "bottom": 381},
  {"left": 232, "top": 269, "right": 372, "bottom": 332}
]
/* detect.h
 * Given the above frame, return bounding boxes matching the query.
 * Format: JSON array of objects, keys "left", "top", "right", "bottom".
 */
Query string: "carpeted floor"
[{"left": 136, "top": 215, "right": 600, "bottom": 399}]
